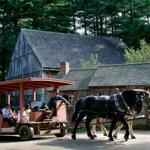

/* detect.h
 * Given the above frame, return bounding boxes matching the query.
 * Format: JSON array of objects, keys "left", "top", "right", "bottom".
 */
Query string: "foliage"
[
  {"left": 72, "top": 0, "right": 150, "bottom": 46},
  {"left": 133, "top": 123, "right": 150, "bottom": 130},
  {"left": 0, "top": 0, "right": 150, "bottom": 80},
  {"left": 0, "top": 0, "right": 73, "bottom": 80},
  {"left": 80, "top": 54, "right": 101, "bottom": 69},
  {"left": 124, "top": 40, "right": 150, "bottom": 63}
]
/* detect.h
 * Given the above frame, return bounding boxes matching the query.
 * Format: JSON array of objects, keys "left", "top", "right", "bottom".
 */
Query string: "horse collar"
[{"left": 113, "top": 94, "right": 128, "bottom": 113}]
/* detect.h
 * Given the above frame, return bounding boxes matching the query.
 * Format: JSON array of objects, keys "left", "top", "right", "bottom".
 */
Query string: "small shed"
[
  {"left": 60, "top": 63, "right": 150, "bottom": 101},
  {"left": 60, "top": 63, "right": 150, "bottom": 123}
]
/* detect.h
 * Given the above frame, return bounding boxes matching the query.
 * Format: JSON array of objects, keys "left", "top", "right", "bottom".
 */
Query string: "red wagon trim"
[{"left": 0, "top": 77, "right": 74, "bottom": 123}]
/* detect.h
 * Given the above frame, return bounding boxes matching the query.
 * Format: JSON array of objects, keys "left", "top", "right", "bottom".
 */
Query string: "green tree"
[
  {"left": 80, "top": 54, "right": 101, "bottom": 69},
  {"left": 73, "top": 0, "right": 150, "bottom": 47},
  {"left": 0, "top": 0, "right": 150, "bottom": 80},
  {"left": 124, "top": 40, "right": 150, "bottom": 63},
  {"left": 0, "top": 0, "right": 73, "bottom": 80}
]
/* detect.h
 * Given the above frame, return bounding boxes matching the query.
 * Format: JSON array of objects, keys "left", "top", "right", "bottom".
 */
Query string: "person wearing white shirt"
[{"left": 2, "top": 104, "right": 16, "bottom": 126}]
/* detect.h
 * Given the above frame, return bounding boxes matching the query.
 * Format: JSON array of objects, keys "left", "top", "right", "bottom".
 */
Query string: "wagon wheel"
[
  {"left": 55, "top": 123, "right": 67, "bottom": 137},
  {"left": 19, "top": 125, "right": 34, "bottom": 140}
]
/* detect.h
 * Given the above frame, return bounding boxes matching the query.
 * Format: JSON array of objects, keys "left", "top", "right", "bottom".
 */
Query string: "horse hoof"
[
  {"left": 93, "top": 135, "right": 97, "bottom": 138},
  {"left": 124, "top": 136, "right": 128, "bottom": 141},
  {"left": 89, "top": 135, "right": 95, "bottom": 140},
  {"left": 103, "top": 133, "right": 108, "bottom": 136},
  {"left": 71, "top": 134, "right": 76, "bottom": 140},
  {"left": 113, "top": 134, "right": 117, "bottom": 139},
  {"left": 131, "top": 136, "right": 136, "bottom": 139},
  {"left": 109, "top": 137, "right": 114, "bottom": 141}
]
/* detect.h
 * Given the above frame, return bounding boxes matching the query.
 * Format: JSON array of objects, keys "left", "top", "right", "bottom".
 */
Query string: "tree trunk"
[
  {"left": 100, "top": 17, "right": 103, "bottom": 36},
  {"left": 84, "top": 16, "right": 87, "bottom": 35},
  {"left": 95, "top": 16, "right": 99, "bottom": 36}
]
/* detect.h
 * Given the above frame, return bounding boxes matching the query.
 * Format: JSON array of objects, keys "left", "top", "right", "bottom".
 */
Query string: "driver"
[{"left": 47, "top": 87, "right": 70, "bottom": 116}]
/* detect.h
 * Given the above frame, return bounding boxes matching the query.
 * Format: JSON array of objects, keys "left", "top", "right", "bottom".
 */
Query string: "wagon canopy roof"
[{"left": 0, "top": 77, "right": 74, "bottom": 93}]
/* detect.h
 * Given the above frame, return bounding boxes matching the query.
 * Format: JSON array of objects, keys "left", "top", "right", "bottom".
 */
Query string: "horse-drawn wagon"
[{"left": 0, "top": 77, "right": 74, "bottom": 140}]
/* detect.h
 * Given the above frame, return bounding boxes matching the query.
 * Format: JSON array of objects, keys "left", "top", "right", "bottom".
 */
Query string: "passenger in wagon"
[
  {"left": 23, "top": 104, "right": 31, "bottom": 123},
  {"left": 12, "top": 107, "right": 19, "bottom": 123},
  {"left": 47, "top": 87, "right": 70, "bottom": 116},
  {"left": 2, "top": 104, "right": 16, "bottom": 126}
]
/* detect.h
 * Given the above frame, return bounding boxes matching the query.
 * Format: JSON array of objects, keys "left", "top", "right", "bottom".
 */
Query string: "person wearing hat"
[{"left": 47, "top": 87, "right": 70, "bottom": 116}]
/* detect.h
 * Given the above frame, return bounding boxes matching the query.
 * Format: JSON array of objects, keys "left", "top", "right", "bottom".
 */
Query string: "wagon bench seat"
[{"left": 29, "top": 111, "right": 44, "bottom": 122}]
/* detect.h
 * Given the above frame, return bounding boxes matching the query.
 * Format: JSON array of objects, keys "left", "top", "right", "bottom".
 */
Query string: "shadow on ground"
[
  {"left": 36, "top": 135, "right": 126, "bottom": 150},
  {"left": 0, "top": 135, "right": 55, "bottom": 143}
]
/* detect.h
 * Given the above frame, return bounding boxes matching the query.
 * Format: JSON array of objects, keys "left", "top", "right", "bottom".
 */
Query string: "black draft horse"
[{"left": 71, "top": 90, "right": 143, "bottom": 141}]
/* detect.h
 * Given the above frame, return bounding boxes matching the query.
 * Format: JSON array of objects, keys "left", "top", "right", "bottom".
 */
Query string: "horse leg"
[
  {"left": 129, "top": 120, "right": 136, "bottom": 139},
  {"left": 91, "top": 118, "right": 97, "bottom": 137},
  {"left": 96, "top": 118, "right": 108, "bottom": 136},
  {"left": 71, "top": 122, "right": 78, "bottom": 140},
  {"left": 108, "top": 118, "right": 117, "bottom": 141},
  {"left": 119, "top": 117, "right": 129, "bottom": 141},
  {"left": 99, "top": 123, "right": 108, "bottom": 136},
  {"left": 113, "top": 122, "right": 123, "bottom": 139},
  {"left": 91, "top": 118, "right": 108, "bottom": 137},
  {"left": 85, "top": 117, "right": 95, "bottom": 139},
  {"left": 113, "top": 118, "right": 135, "bottom": 139},
  {"left": 71, "top": 112, "right": 85, "bottom": 140}
]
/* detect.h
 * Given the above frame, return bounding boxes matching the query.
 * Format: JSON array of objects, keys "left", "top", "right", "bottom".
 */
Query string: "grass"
[{"left": 133, "top": 124, "right": 150, "bottom": 130}]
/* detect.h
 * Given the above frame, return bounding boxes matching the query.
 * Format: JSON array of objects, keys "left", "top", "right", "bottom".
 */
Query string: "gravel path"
[{"left": 0, "top": 130, "right": 150, "bottom": 150}]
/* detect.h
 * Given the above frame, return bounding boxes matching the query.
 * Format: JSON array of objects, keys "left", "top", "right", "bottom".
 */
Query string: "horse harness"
[{"left": 80, "top": 94, "right": 129, "bottom": 117}]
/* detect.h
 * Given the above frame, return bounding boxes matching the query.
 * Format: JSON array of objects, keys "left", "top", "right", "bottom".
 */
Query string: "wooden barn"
[
  {"left": 6, "top": 28, "right": 125, "bottom": 80},
  {"left": 6, "top": 28, "right": 125, "bottom": 103}
]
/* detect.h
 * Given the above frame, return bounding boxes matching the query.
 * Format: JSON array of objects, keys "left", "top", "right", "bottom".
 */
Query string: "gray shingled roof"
[
  {"left": 59, "top": 69, "right": 96, "bottom": 90},
  {"left": 22, "top": 28, "right": 125, "bottom": 69},
  {"left": 58, "top": 63, "right": 150, "bottom": 91},
  {"left": 89, "top": 63, "right": 150, "bottom": 87}
]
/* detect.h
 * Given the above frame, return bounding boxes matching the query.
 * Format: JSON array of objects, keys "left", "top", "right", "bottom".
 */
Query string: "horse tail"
[{"left": 71, "top": 98, "right": 82, "bottom": 123}]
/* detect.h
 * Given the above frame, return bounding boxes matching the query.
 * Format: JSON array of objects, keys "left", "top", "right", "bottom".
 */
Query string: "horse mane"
[{"left": 122, "top": 90, "right": 137, "bottom": 107}]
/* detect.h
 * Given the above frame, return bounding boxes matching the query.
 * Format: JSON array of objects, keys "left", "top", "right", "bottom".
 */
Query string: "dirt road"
[{"left": 0, "top": 130, "right": 150, "bottom": 150}]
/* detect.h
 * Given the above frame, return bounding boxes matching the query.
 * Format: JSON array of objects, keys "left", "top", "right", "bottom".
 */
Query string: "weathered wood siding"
[
  {"left": 6, "top": 32, "right": 42, "bottom": 80},
  {"left": 61, "top": 86, "right": 150, "bottom": 124}
]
